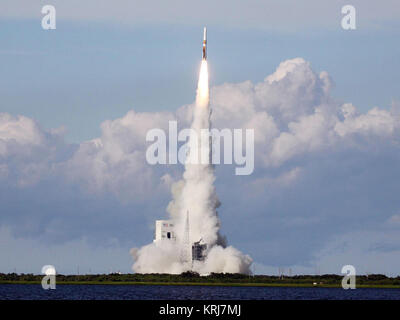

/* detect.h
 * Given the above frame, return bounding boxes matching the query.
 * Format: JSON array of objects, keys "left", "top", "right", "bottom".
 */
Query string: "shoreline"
[{"left": 1, "top": 281, "right": 400, "bottom": 289}]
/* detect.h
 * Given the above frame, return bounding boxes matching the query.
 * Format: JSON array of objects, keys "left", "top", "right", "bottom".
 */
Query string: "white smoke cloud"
[
  {"left": 131, "top": 241, "right": 184, "bottom": 274},
  {"left": 199, "top": 246, "right": 253, "bottom": 274},
  {"left": 132, "top": 60, "right": 253, "bottom": 274}
]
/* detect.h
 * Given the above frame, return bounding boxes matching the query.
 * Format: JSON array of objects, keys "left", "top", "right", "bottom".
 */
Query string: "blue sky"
[
  {"left": 1, "top": 1, "right": 400, "bottom": 275},
  {"left": 1, "top": 17, "right": 399, "bottom": 143}
]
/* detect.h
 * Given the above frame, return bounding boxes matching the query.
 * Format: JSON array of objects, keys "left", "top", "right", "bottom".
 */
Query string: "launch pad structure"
[
  {"left": 153, "top": 217, "right": 207, "bottom": 264},
  {"left": 192, "top": 239, "right": 207, "bottom": 261}
]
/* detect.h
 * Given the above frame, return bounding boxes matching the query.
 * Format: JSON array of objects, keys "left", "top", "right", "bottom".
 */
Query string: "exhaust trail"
[{"left": 131, "top": 28, "right": 252, "bottom": 274}]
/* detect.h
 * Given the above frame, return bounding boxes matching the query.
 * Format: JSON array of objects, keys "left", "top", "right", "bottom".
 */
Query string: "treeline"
[{"left": 1, "top": 271, "right": 400, "bottom": 286}]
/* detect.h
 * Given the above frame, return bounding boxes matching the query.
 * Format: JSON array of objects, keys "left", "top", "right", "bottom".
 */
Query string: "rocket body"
[{"left": 202, "top": 27, "right": 207, "bottom": 60}]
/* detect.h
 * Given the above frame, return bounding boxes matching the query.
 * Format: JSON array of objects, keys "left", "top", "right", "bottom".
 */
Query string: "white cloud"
[
  {"left": 64, "top": 110, "right": 176, "bottom": 200},
  {"left": 0, "top": 113, "right": 72, "bottom": 186},
  {"left": 1, "top": 57, "right": 398, "bottom": 201},
  {"left": 1, "top": 57, "right": 400, "bottom": 274},
  {"left": 0, "top": 113, "right": 44, "bottom": 147},
  {"left": 335, "top": 106, "right": 397, "bottom": 137}
]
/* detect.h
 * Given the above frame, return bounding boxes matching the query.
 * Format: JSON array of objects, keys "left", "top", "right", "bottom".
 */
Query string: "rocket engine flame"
[{"left": 197, "top": 60, "right": 209, "bottom": 104}]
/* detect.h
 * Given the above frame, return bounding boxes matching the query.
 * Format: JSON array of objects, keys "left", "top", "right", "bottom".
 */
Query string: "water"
[{"left": 0, "top": 284, "right": 399, "bottom": 300}]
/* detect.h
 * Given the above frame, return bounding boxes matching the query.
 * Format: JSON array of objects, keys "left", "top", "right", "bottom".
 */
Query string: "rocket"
[{"left": 202, "top": 27, "right": 207, "bottom": 60}]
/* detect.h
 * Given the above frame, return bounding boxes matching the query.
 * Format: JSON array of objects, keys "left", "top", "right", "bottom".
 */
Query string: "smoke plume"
[{"left": 131, "top": 60, "right": 252, "bottom": 274}]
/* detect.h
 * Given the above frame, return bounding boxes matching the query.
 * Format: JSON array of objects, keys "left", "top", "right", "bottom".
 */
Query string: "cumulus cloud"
[
  {"left": 0, "top": 113, "right": 75, "bottom": 187},
  {"left": 1, "top": 57, "right": 400, "bottom": 274},
  {"left": 64, "top": 110, "right": 176, "bottom": 201},
  {"left": 335, "top": 105, "right": 397, "bottom": 137}
]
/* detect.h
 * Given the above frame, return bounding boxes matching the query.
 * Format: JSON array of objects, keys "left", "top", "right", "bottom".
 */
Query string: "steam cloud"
[{"left": 131, "top": 60, "right": 252, "bottom": 274}]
